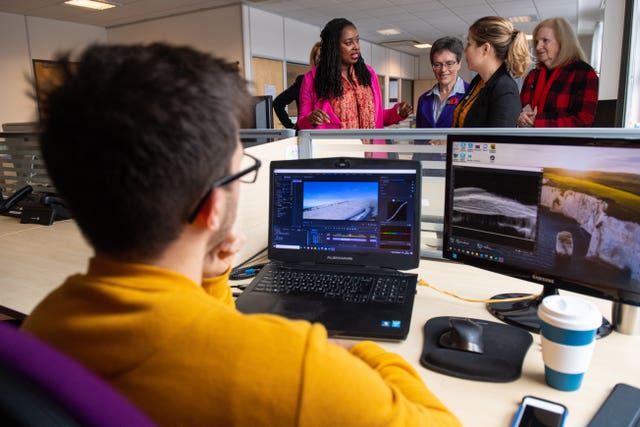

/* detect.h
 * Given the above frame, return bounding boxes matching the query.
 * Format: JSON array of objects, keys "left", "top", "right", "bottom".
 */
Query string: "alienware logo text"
[{"left": 327, "top": 256, "right": 354, "bottom": 261}]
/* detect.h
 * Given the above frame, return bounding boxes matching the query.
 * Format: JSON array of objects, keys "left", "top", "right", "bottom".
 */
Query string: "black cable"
[
  {"left": 229, "top": 263, "right": 266, "bottom": 281},
  {"left": 232, "top": 247, "right": 267, "bottom": 270}
]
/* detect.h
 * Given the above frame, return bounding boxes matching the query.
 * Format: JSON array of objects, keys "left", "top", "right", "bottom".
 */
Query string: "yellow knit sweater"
[{"left": 22, "top": 258, "right": 461, "bottom": 427}]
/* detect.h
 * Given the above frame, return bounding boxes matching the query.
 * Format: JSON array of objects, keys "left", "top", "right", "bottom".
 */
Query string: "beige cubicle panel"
[{"left": 234, "top": 136, "right": 298, "bottom": 264}]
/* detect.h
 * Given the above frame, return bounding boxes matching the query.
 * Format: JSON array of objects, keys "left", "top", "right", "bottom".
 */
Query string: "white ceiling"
[{"left": 0, "top": 0, "right": 605, "bottom": 55}]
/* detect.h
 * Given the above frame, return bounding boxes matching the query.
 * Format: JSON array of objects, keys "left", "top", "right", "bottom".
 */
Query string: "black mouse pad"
[{"left": 421, "top": 316, "right": 533, "bottom": 382}]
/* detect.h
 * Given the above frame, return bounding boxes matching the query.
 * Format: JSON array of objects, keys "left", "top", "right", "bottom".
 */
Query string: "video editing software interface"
[
  {"left": 446, "top": 138, "right": 640, "bottom": 297},
  {"left": 271, "top": 168, "right": 418, "bottom": 256}
]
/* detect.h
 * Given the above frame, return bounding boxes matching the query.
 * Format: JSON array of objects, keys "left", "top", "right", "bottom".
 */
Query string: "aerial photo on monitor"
[
  {"left": 303, "top": 181, "right": 378, "bottom": 221},
  {"left": 540, "top": 167, "right": 640, "bottom": 288}
]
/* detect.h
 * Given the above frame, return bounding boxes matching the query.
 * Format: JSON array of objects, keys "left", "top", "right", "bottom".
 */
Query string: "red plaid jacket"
[{"left": 520, "top": 59, "right": 599, "bottom": 127}]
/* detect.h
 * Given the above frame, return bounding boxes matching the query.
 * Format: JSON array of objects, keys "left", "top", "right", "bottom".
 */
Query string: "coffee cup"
[{"left": 537, "top": 295, "right": 602, "bottom": 391}]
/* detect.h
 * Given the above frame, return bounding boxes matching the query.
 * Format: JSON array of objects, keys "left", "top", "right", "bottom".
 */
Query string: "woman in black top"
[
  {"left": 273, "top": 42, "right": 321, "bottom": 129},
  {"left": 453, "top": 16, "right": 531, "bottom": 127}
]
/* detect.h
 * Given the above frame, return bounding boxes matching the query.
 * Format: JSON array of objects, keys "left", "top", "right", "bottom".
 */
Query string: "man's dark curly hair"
[
  {"left": 314, "top": 18, "right": 371, "bottom": 100},
  {"left": 38, "top": 43, "right": 252, "bottom": 258}
]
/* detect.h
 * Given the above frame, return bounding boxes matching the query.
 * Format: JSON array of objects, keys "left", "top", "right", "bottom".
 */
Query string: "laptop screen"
[{"left": 267, "top": 157, "right": 421, "bottom": 270}]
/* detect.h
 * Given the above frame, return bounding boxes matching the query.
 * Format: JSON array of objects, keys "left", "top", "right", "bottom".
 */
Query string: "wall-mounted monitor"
[{"left": 32, "top": 59, "right": 77, "bottom": 122}]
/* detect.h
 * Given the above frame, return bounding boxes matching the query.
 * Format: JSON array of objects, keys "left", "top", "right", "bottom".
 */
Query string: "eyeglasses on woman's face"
[
  {"left": 432, "top": 61, "right": 458, "bottom": 71},
  {"left": 187, "top": 152, "right": 261, "bottom": 223}
]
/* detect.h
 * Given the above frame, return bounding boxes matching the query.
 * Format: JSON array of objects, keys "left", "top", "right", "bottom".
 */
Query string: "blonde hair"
[
  {"left": 309, "top": 42, "right": 321, "bottom": 66},
  {"left": 533, "top": 17, "right": 586, "bottom": 68},
  {"left": 469, "top": 16, "right": 532, "bottom": 78}
]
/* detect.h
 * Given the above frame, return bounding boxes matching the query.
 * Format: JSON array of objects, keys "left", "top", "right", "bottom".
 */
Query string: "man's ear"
[{"left": 200, "top": 188, "right": 224, "bottom": 231}]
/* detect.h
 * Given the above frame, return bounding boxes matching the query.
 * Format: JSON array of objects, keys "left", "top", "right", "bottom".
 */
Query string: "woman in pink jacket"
[{"left": 298, "top": 18, "right": 412, "bottom": 133}]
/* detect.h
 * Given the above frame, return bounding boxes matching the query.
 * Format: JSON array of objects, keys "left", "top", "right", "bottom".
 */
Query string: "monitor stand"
[{"left": 486, "top": 285, "right": 613, "bottom": 339}]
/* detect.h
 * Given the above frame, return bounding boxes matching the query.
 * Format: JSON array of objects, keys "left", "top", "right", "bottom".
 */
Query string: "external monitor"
[{"left": 443, "top": 134, "right": 640, "bottom": 337}]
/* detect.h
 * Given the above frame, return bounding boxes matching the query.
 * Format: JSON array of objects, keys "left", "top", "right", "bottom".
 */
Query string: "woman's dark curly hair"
[{"left": 315, "top": 18, "right": 371, "bottom": 99}]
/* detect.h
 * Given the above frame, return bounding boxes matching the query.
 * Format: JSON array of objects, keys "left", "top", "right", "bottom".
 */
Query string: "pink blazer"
[{"left": 297, "top": 65, "right": 404, "bottom": 131}]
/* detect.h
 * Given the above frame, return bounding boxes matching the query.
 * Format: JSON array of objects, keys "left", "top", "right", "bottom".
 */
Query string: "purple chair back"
[{"left": 0, "top": 321, "right": 156, "bottom": 426}]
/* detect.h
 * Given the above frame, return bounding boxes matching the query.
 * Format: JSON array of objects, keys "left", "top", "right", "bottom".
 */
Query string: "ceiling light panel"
[
  {"left": 376, "top": 28, "right": 401, "bottom": 36},
  {"left": 64, "top": 0, "right": 116, "bottom": 10}
]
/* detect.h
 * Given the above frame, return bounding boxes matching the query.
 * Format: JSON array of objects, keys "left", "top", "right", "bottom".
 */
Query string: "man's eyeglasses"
[
  {"left": 432, "top": 61, "right": 458, "bottom": 70},
  {"left": 187, "top": 152, "right": 261, "bottom": 223}
]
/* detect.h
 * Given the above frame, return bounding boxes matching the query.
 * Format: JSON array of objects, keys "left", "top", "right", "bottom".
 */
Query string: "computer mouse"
[{"left": 439, "top": 318, "right": 484, "bottom": 354}]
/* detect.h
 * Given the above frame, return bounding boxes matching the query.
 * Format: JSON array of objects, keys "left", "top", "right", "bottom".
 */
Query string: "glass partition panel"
[
  {"left": 0, "top": 131, "right": 52, "bottom": 194},
  {"left": 298, "top": 128, "right": 640, "bottom": 259},
  {"left": 240, "top": 128, "right": 296, "bottom": 148}
]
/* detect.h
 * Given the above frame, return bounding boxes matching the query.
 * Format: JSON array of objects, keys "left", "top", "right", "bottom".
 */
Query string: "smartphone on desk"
[{"left": 511, "top": 395, "right": 567, "bottom": 427}]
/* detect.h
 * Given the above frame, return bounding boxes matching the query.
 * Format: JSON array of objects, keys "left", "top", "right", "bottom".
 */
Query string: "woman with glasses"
[
  {"left": 297, "top": 18, "right": 412, "bottom": 131},
  {"left": 416, "top": 37, "right": 468, "bottom": 132},
  {"left": 518, "top": 17, "right": 598, "bottom": 127},
  {"left": 453, "top": 16, "right": 531, "bottom": 127}
]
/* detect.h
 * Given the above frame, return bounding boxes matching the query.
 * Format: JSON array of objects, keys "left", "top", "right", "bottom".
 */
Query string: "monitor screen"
[
  {"left": 268, "top": 158, "right": 421, "bottom": 271},
  {"left": 443, "top": 134, "right": 640, "bottom": 335}
]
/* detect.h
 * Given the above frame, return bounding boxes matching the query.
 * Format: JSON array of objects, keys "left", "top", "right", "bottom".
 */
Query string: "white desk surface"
[
  {"left": 2, "top": 138, "right": 638, "bottom": 426},
  {"left": 1, "top": 214, "right": 639, "bottom": 427}
]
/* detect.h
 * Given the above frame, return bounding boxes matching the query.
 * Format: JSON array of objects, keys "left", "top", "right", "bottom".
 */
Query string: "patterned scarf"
[{"left": 330, "top": 68, "right": 376, "bottom": 129}]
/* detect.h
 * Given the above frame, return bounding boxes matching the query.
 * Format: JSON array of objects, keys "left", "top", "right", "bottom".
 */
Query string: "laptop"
[{"left": 235, "top": 157, "right": 422, "bottom": 341}]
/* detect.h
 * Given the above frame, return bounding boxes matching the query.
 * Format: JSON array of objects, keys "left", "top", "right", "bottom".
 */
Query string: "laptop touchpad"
[{"left": 274, "top": 299, "right": 323, "bottom": 321}]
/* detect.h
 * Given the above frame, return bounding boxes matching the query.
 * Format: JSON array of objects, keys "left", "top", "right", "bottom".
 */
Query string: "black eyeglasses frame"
[{"left": 187, "top": 152, "right": 261, "bottom": 223}]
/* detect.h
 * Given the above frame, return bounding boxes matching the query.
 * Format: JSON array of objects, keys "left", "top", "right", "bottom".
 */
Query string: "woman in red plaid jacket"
[{"left": 518, "top": 17, "right": 599, "bottom": 128}]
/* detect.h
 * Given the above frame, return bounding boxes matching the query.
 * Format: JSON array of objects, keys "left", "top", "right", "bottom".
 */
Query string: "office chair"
[{"left": 0, "top": 321, "right": 157, "bottom": 426}]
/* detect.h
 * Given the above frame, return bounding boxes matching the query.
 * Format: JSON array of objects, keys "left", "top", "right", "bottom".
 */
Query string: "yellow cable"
[{"left": 418, "top": 278, "right": 540, "bottom": 304}]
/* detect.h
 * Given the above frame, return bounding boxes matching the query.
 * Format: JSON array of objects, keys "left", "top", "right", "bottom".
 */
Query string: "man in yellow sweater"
[{"left": 22, "top": 43, "right": 461, "bottom": 427}]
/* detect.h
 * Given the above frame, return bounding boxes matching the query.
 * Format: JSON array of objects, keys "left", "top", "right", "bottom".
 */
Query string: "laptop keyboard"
[{"left": 252, "top": 269, "right": 409, "bottom": 304}]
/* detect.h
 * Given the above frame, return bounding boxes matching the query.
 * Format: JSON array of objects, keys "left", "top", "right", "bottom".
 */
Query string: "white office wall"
[
  {"left": 360, "top": 39, "right": 373, "bottom": 68},
  {"left": 371, "top": 44, "right": 388, "bottom": 76},
  {"left": 27, "top": 16, "right": 106, "bottom": 60},
  {"left": 249, "top": 8, "right": 284, "bottom": 59},
  {"left": 599, "top": 0, "right": 624, "bottom": 99},
  {"left": 418, "top": 54, "right": 433, "bottom": 80},
  {"left": 108, "top": 5, "right": 244, "bottom": 70},
  {"left": 401, "top": 54, "right": 415, "bottom": 79},
  {"left": 284, "top": 18, "right": 320, "bottom": 64},
  {"left": 0, "top": 12, "right": 106, "bottom": 126},
  {"left": 388, "top": 49, "right": 402, "bottom": 77},
  {"left": 0, "top": 13, "right": 35, "bottom": 125}
]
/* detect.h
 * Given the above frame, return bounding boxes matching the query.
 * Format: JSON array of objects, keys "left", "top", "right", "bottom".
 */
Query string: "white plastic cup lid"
[{"left": 538, "top": 295, "right": 602, "bottom": 331}]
